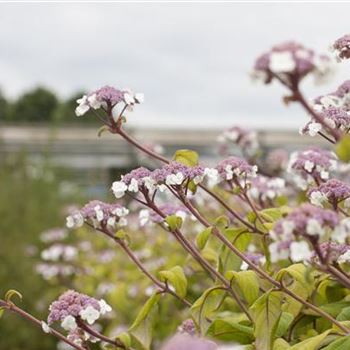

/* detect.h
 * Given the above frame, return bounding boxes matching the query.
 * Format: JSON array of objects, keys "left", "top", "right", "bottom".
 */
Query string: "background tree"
[{"left": 11, "top": 87, "right": 58, "bottom": 122}]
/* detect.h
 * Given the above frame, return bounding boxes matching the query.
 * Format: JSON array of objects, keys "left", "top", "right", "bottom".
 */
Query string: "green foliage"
[
  {"left": 336, "top": 135, "right": 350, "bottom": 162},
  {"left": 251, "top": 291, "right": 282, "bottom": 350},
  {"left": 159, "top": 266, "right": 188, "bottom": 298},
  {"left": 173, "top": 149, "right": 199, "bottom": 167},
  {"left": 10, "top": 87, "right": 58, "bottom": 122}
]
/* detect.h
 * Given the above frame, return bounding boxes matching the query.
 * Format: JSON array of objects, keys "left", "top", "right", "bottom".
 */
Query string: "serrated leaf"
[
  {"left": 165, "top": 215, "right": 183, "bottom": 231},
  {"left": 173, "top": 149, "right": 199, "bottom": 167},
  {"left": 129, "top": 293, "right": 160, "bottom": 350},
  {"left": 336, "top": 135, "right": 350, "bottom": 162},
  {"left": 196, "top": 227, "right": 213, "bottom": 250},
  {"left": 225, "top": 270, "right": 259, "bottom": 305},
  {"left": 5, "top": 289, "right": 22, "bottom": 303},
  {"left": 159, "top": 266, "right": 187, "bottom": 298},
  {"left": 250, "top": 291, "right": 282, "bottom": 350}
]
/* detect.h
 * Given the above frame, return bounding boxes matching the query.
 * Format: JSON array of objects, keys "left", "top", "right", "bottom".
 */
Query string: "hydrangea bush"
[{"left": 4, "top": 35, "right": 350, "bottom": 350}]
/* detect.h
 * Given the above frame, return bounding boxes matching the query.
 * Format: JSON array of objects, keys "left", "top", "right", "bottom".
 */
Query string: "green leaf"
[
  {"left": 129, "top": 293, "right": 160, "bottom": 350},
  {"left": 196, "top": 227, "right": 213, "bottom": 250},
  {"left": 159, "top": 266, "right": 187, "bottom": 298},
  {"left": 276, "top": 264, "right": 314, "bottom": 317},
  {"left": 173, "top": 149, "right": 199, "bottom": 167},
  {"left": 225, "top": 270, "right": 259, "bottom": 306},
  {"left": 276, "top": 312, "right": 294, "bottom": 338},
  {"left": 289, "top": 329, "right": 331, "bottom": 350},
  {"left": 273, "top": 338, "right": 291, "bottom": 350},
  {"left": 214, "top": 215, "right": 230, "bottom": 229},
  {"left": 323, "top": 335, "right": 350, "bottom": 350},
  {"left": 116, "top": 332, "right": 132, "bottom": 348},
  {"left": 336, "top": 135, "right": 350, "bottom": 162},
  {"left": 5, "top": 289, "right": 22, "bottom": 303},
  {"left": 165, "top": 215, "right": 183, "bottom": 231},
  {"left": 97, "top": 125, "right": 109, "bottom": 137},
  {"left": 0, "top": 308, "right": 4, "bottom": 319},
  {"left": 250, "top": 291, "right": 282, "bottom": 350},
  {"left": 260, "top": 208, "right": 283, "bottom": 222},
  {"left": 337, "top": 306, "right": 350, "bottom": 321},
  {"left": 191, "top": 286, "right": 227, "bottom": 334},
  {"left": 206, "top": 316, "right": 254, "bottom": 344}
]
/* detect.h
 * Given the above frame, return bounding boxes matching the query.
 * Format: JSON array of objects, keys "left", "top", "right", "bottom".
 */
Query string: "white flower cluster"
[
  {"left": 66, "top": 212, "right": 84, "bottom": 229},
  {"left": 60, "top": 299, "right": 112, "bottom": 332},
  {"left": 41, "top": 244, "right": 77, "bottom": 262}
]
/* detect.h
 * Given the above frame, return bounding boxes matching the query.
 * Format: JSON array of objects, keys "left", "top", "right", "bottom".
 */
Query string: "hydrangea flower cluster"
[
  {"left": 66, "top": 200, "right": 129, "bottom": 230},
  {"left": 248, "top": 176, "right": 286, "bottom": 205},
  {"left": 217, "top": 126, "right": 259, "bottom": 157},
  {"left": 161, "top": 333, "right": 217, "bottom": 350},
  {"left": 253, "top": 41, "right": 332, "bottom": 84},
  {"left": 36, "top": 263, "right": 76, "bottom": 280},
  {"left": 75, "top": 85, "right": 144, "bottom": 117},
  {"left": 331, "top": 34, "right": 350, "bottom": 61},
  {"left": 300, "top": 106, "right": 350, "bottom": 137},
  {"left": 139, "top": 203, "right": 189, "bottom": 226},
  {"left": 311, "top": 241, "right": 350, "bottom": 265},
  {"left": 112, "top": 163, "right": 218, "bottom": 199},
  {"left": 312, "top": 81, "right": 350, "bottom": 113},
  {"left": 40, "top": 228, "right": 67, "bottom": 243},
  {"left": 287, "top": 148, "right": 337, "bottom": 189},
  {"left": 269, "top": 204, "right": 339, "bottom": 263},
  {"left": 308, "top": 179, "right": 350, "bottom": 208},
  {"left": 216, "top": 156, "right": 258, "bottom": 188},
  {"left": 47, "top": 290, "right": 111, "bottom": 345}
]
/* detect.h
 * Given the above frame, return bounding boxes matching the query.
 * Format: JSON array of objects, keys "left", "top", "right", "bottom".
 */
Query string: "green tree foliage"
[{"left": 10, "top": 87, "right": 58, "bottom": 122}]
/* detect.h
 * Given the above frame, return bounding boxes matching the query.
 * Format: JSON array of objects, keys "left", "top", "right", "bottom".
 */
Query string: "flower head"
[
  {"left": 66, "top": 200, "right": 129, "bottom": 229},
  {"left": 308, "top": 179, "right": 350, "bottom": 208},
  {"left": 331, "top": 34, "right": 350, "bottom": 61},
  {"left": 287, "top": 148, "right": 337, "bottom": 189},
  {"left": 161, "top": 334, "right": 217, "bottom": 350},
  {"left": 248, "top": 176, "right": 286, "bottom": 205},
  {"left": 216, "top": 156, "right": 258, "bottom": 188},
  {"left": 312, "top": 241, "right": 350, "bottom": 264},
  {"left": 48, "top": 290, "right": 101, "bottom": 325},
  {"left": 75, "top": 85, "right": 143, "bottom": 117},
  {"left": 253, "top": 41, "right": 333, "bottom": 85}
]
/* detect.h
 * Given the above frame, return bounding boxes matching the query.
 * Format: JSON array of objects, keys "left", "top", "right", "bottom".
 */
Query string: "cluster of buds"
[
  {"left": 216, "top": 156, "right": 258, "bottom": 189},
  {"left": 45, "top": 290, "right": 112, "bottom": 346},
  {"left": 287, "top": 148, "right": 337, "bottom": 189},
  {"left": 75, "top": 85, "right": 144, "bottom": 117},
  {"left": 253, "top": 41, "right": 333, "bottom": 85},
  {"left": 308, "top": 179, "right": 350, "bottom": 209},
  {"left": 66, "top": 200, "right": 129, "bottom": 230},
  {"left": 248, "top": 176, "right": 286, "bottom": 207},
  {"left": 217, "top": 126, "right": 259, "bottom": 157},
  {"left": 269, "top": 204, "right": 339, "bottom": 263}
]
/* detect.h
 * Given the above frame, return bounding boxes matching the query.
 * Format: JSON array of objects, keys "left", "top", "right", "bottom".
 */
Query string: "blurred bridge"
[{"left": 0, "top": 124, "right": 323, "bottom": 170}]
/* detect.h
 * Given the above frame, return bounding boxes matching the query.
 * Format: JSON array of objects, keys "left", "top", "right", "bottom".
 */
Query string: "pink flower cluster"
[
  {"left": 253, "top": 41, "right": 332, "bottom": 84},
  {"left": 270, "top": 204, "right": 339, "bottom": 263},
  {"left": 287, "top": 148, "right": 337, "bottom": 189},
  {"left": 308, "top": 179, "right": 350, "bottom": 208},
  {"left": 248, "top": 176, "right": 286, "bottom": 205},
  {"left": 75, "top": 85, "right": 144, "bottom": 116},
  {"left": 331, "top": 34, "right": 350, "bottom": 61},
  {"left": 66, "top": 200, "right": 129, "bottom": 230},
  {"left": 216, "top": 156, "right": 258, "bottom": 187}
]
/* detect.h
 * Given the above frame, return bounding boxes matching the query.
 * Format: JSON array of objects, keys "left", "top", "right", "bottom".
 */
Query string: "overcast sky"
[{"left": 1, "top": 2, "right": 350, "bottom": 129}]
